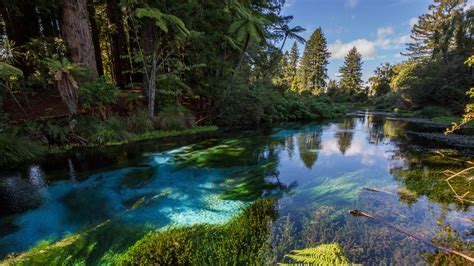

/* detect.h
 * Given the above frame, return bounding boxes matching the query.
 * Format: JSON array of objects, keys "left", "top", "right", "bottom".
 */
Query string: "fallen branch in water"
[
  {"left": 363, "top": 187, "right": 395, "bottom": 195},
  {"left": 348, "top": 210, "right": 474, "bottom": 263}
]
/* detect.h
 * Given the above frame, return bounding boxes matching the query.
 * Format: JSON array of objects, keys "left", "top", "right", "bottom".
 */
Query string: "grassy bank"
[
  {"left": 49, "top": 125, "right": 219, "bottom": 153},
  {"left": 0, "top": 125, "right": 219, "bottom": 169}
]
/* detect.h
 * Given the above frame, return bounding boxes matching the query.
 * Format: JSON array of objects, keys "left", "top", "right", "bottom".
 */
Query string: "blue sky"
[{"left": 281, "top": 0, "right": 474, "bottom": 82}]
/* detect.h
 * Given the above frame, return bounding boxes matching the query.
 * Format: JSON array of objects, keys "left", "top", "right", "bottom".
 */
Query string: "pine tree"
[
  {"left": 287, "top": 42, "right": 300, "bottom": 79},
  {"left": 297, "top": 27, "right": 330, "bottom": 94},
  {"left": 273, "top": 51, "right": 290, "bottom": 86},
  {"left": 339, "top": 47, "right": 363, "bottom": 94},
  {"left": 406, "top": 0, "right": 467, "bottom": 62}
]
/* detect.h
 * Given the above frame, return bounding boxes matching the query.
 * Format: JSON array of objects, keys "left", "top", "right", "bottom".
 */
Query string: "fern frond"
[{"left": 280, "top": 243, "right": 351, "bottom": 266}]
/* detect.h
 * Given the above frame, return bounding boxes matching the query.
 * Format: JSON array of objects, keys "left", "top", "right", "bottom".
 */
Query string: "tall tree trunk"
[
  {"left": 61, "top": 0, "right": 97, "bottom": 70},
  {"left": 234, "top": 33, "right": 250, "bottom": 80},
  {"left": 86, "top": 0, "right": 104, "bottom": 75},
  {"left": 106, "top": 0, "right": 131, "bottom": 88},
  {"left": 147, "top": 52, "right": 157, "bottom": 117}
]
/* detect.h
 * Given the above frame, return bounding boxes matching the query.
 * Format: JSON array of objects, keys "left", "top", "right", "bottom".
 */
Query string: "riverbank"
[
  {"left": 49, "top": 125, "right": 219, "bottom": 154},
  {"left": 0, "top": 125, "right": 219, "bottom": 169}
]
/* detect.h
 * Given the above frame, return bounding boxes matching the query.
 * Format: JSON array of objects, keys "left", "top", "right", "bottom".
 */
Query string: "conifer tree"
[
  {"left": 406, "top": 0, "right": 467, "bottom": 62},
  {"left": 287, "top": 42, "right": 300, "bottom": 79},
  {"left": 297, "top": 27, "right": 330, "bottom": 93},
  {"left": 339, "top": 47, "right": 363, "bottom": 94}
]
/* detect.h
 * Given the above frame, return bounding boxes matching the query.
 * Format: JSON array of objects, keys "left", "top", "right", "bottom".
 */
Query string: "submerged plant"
[{"left": 118, "top": 198, "right": 277, "bottom": 265}]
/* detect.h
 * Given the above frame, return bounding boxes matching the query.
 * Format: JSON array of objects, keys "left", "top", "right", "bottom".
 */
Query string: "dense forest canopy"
[{"left": 0, "top": 0, "right": 472, "bottom": 168}]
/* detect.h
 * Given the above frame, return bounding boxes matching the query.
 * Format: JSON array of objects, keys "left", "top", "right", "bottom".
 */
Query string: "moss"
[
  {"left": 118, "top": 198, "right": 277, "bottom": 265},
  {"left": 397, "top": 187, "right": 418, "bottom": 204}
]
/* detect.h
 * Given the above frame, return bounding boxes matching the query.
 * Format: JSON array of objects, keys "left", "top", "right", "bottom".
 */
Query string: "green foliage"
[
  {"left": 0, "top": 62, "right": 23, "bottom": 112},
  {"left": 127, "top": 110, "right": 155, "bottom": 133},
  {"left": 339, "top": 47, "right": 363, "bottom": 95},
  {"left": 155, "top": 105, "right": 193, "bottom": 130},
  {"left": 3, "top": 221, "right": 150, "bottom": 265},
  {"left": 390, "top": 59, "right": 469, "bottom": 110},
  {"left": 118, "top": 198, "right": 277, "bottom": 265},
  {"left": 79, "top": 77, "right": 119, "bottom": 118},
  {"left": 90, "top": 117, "right": 132, "bottom": 144},
  {"left": 368, "top": 63, "right": 395, "bottom": 97},
  {"left": 228, "top": 7, "right": 269, "bottom": 44},
  {"left": 216, "top": 83, "right": 348, "bottom": 126},
  {"left": 135, "top": 7, "right": 190, "bottom": 37},
  {"left": 0, "top": 127, "right": 45, "bottom": 168},
  {"left": 280, "top": 243, "right": 351, "bottom": 265},
  {"left": 415, "top": 105, "right": 451, "bottom": 118},
  {"left": 0, "top": 62, "right": 23, "bottom": 80},
  {"left": 296, "top": 27, "right": 330, "bottom": 94}
]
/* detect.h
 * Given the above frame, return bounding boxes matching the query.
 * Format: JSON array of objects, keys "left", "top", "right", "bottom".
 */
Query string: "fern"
[{"left": 280, "top": 243, "right": 351, "bottom": 266}]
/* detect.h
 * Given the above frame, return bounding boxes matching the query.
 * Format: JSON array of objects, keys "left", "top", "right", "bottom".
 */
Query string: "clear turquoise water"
[{"left": 0, "top": 114, "right": 473, "bottom": 264}]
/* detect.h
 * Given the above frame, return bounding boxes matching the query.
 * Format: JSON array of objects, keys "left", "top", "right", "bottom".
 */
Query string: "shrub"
[
  {"left": 155, "top": 105, "right": 194, "bottom": 130},
  {"left": 90, "top": 117, "right": 132, "bottom": 144},
  {"left": 0, "top": 127, "right": 45, "bottom": 168},
  {"left": 127, "top": 110, "right": 155, "bottom": 133},
  {"left": 79, "top": 77, "right": 119, "bottom": 119},
  {"left": 416, "top": 106, "right": 450, "bottom": 119}
]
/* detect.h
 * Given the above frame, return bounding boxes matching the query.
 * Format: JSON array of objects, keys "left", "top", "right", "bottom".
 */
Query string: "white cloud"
[
  {"left": 345, "top": 0, "right": 358, "bottom": 9},
  {"left": 377, "top": 26, "right": 394, "bottom": 38},
  {"left": 284, "top": 0, "right": 296, "bottom": 8},
  {"left": 328, "top": 39, "right": 376, "bottom": 60},
  {"left": 408, "top": 17, "right": 418, "bottom": 28}
]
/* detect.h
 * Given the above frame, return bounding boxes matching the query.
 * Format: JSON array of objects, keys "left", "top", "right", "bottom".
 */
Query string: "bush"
[
  {"left": 0, "top": 127, "right": 45, "bottom": 168},
  {"left": 155, "top": 105, "right": 194, "bottom": 130},
  {"left": 415, "top": 106, "right": 450, "bottom": 118},
  {"left": 127, "top": 110, "right": 155, "bottom": 133},
  {"left": 215, "top": 83, "right": 348, "bottom": 127},
  {"left": 79, "top": 77, "right": 119, "bottom": 119},
  {"left": 90, "top": 117, "right": 132, "bottom": 144}
]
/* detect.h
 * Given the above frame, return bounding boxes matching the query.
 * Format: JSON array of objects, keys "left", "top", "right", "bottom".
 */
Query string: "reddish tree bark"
[{"left": 61, "top": 0, "right": 97, "bottom": 70}]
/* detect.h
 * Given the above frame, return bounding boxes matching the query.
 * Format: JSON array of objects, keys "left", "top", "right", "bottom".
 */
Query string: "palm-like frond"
[
  {"left": 228, "top": 7, "right": 269, "bottom": 44},
  {"left": 280, "top": 243, "right": 351, "bottom": 266},
  {"left": 136, "top": 7, "right": 190, "bottom": 38}
]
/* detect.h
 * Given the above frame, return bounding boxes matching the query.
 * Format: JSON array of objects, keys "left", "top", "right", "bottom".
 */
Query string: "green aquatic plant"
[
  {"left": 220, "top": 162, "right": 296, "bottom": 201},
  {"left": 2, "top": 221, "right": 150, "bottom": 265},
  {"left": 118, "top": 198, "right": 277, "bottom": 265},
  {"left": 280, "top": 243, "right": 351, "bottom": 265},
  {"left": 397, "top": 187, "right": 418, "bottom": 204}
]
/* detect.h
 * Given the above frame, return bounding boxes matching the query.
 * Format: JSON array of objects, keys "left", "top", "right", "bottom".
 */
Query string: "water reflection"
[{"left": 0, "top": 115, "right": 472, "bottom": 264}]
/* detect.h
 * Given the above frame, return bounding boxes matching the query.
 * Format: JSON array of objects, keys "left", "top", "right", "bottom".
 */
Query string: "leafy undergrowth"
[{"left": 1, "top": 199, "right": 277, "bottom": 265}]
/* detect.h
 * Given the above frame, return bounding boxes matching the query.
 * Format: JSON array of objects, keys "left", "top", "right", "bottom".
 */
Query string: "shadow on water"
[{"left": 0, "top": 114, "right": 473, "bottom": 264}]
